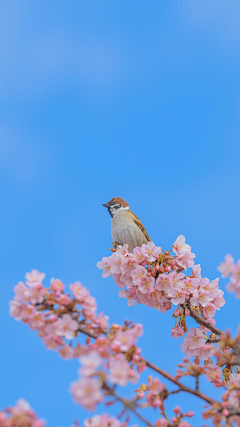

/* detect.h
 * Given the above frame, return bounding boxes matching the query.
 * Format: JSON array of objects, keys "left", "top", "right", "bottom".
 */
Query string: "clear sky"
[{"left": 1, "top": 1, "right": 240, "bottom": 426}]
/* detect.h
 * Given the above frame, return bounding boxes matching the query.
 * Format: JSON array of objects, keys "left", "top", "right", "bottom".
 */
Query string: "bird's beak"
[{"left": 102, "top": 203, "right": 110, "bottom": 208}]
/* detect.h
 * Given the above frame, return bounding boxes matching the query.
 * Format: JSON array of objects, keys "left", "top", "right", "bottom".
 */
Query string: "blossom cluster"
[
  {"left": 135, "top": 376, "right": 194, "bottom": 426},
  {"left": 218, "top": 254, "right": 240, "bottom": 298},
  {"left": 0, "top": 400, "right": 132, "bottom": 427},
  {"left": 202, "top": 371, "right": 240, "bottom": 425},
  {"left": 70, "top": 323, "right": 144, "bottom": 411},
  {"left": 8, "top": 246, "right": 240, "bottom": 427},
  {"left": 0, "top": 399, "right": 45, "bottom": 427},
  {"left": 83, "top": 413, "right": 135, "bottom": 427},
  {"left": 97, "top": 236, "right": 225, "bottom": 364},
  {"left": 10, "top": 270, "right": 145, "bottom": 411},
  {"left": 97, "top": 237, "right": 224, "bottom": 315}
]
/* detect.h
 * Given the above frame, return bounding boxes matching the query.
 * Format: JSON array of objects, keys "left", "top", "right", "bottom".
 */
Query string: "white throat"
[{"left": 110, "top": 205, "right": 130, "bottom": 218}]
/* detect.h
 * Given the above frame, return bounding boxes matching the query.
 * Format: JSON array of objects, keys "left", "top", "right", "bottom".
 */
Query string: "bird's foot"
[{"left": 110, "top": 241, "right": 119, "bottom": 252}]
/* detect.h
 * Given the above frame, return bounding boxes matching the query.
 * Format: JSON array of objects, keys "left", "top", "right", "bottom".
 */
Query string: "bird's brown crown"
[{"left": 108, "top": 197, "right": 129, "bottom": 207}]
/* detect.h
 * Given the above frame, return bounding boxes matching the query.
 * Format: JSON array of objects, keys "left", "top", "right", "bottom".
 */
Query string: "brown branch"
[
  {"left": 145, "top": 360, "right": 219, "bottom": 407},
  {"left": 40, "top": 300, "right": 220, "bottom": 410},
  {"left": 76, "top": 324, "right": 219, "bottom": 407},
  {"left": 186, "top": 302, "right": 223, "bottom": 336},
  {"left": 77, "top": 326, "right": 98, "bottom": 339},
  {"left": 109, "top": 389, "right": 154, "bottom": 427},
  {"left": 206, "top": 338, "right": 220, "bottom": 344}
]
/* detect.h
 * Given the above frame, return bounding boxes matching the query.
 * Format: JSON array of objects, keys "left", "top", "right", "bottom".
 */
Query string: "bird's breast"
[{"left": 111, "top": 212, "right": 148, "bottom": 252}]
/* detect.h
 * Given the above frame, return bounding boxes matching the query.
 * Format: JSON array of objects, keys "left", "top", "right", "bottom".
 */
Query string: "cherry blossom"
[
  {"left": 8, "top": 245, "right": 240, "bottom": 427},
  {"left": 55, "top": 313, "right": 79, "bottom": 340},
  {"left": 25, "top": 269, "right": 46, "bottom": 287},
  {"left": 79, "top": 351, "right": 102, "bottom": 376},
  {"left": 70, "top": 377, "right": 103, "bottom": 410}
]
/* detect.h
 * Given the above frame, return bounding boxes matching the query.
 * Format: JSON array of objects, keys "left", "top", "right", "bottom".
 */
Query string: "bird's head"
[{"left": 102, "top": 197, "right": 130, "bottom": 217}]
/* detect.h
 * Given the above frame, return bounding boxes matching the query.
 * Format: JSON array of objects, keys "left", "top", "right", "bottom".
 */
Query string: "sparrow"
[{"left": 102, "top": 197, "right": 151, "bottom": 252}]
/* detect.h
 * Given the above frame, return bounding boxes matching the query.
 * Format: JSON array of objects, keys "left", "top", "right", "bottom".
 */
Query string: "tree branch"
[
  {"left": 186, "top": 302, "right": 223, "bottom": 336},
  {"left": 109, "top": 388, "right": 154, "bottom": 427},
  {"left": 145, "top": 360, "right": 219, "bottom": 407}
]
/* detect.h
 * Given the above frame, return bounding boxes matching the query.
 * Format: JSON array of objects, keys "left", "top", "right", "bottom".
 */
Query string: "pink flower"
[
  {"left": 50, "top": 278, "right": 65, "bottom": 293},
  {"left": 226, "top": 278, "right": 240, "bottom": 298},
  {"left": 190, "top": 289, "right": 211, "bottom": 307},
  {"left": 131, "top": 266, "right": 147, "bottom": 285},
  {"left": 155, "top": 274, "right": 172, "bottom": 291},
  {"left": 197, "top": 344, "right": 215, "bottom": 361},
  {"left": 70, "top": 282, "right": 89, "bottom": 302},
  {"left": 108, "top": 253, "right": 124, "bottom": 274},
  {"left": 138, "top": 275, "right": 155, "bottom": 294},
  {"left": 57, "top": 294, "right": 71, "bottom": 305},
  {"left": 95, "top": 312, "right": 109, "bottom": 330},
  {"left": 21, "top": 304, "right": 36, "bottom": 320},
  {"left": 25, "top": 269, "right": 45, "bottom": 287},
  {"left": 9, "top": 301, "right": 23, "bottom": 320},
  {"left": 202, "top": 303, "right": 216, "bottom": 318},
  {"left": 155, "top": 419, "right": 169, "bottom": 427},
  {"left": 29, "top": 312, "right": 46, "bottom": 329},
  {"left": 149, "top": 378, "right": 165, "bottom": 395},
  {"left": 25, "top": 285, "right": 47, "bottom": 304},
  {"left": 173, "top": 235, "right": 191, "bottom": 255},
  {"left": 118, "top": 287, "right": 137, "bottom": 305},
  {"left": 114, "top": 273, "right": 133, "bottom": 288},
  {"left": 55, "top": 313, "right": 78, "bottom": 339},
  {"left": 96, "top": 257, "right": 113, "bottom": 278},
  {"left": 136, "top": 288, "right": 150, "bottom": 304},
  {"left": 192, "top": 264, "right": 201, "bottom": 279},
  {"left": 180, "top": 328, "right": 205, "bottom": 357},
  {"left": 141, "top": 242, "right": 162, "bottom": 262},
  {"left": 182, "top": 278, "right": 199, "bottom": 294},
  {"left": 227, "top": 373, "right": 240, "bottom": 407},
  {"left": 218, "top": 254, "right": 235, "bottom": 278},
  {"left": 171, "top": 326, "right": 184, "bottom": 338},
  {"left": 84, "top": 414, "right": 121, "bottom": 427},
  {"left": 176, "top": 251, "right": 195, "bottom": 269},
  {"left": 82, "top": 295, "right": 97, "bottom": 319},
  {"left": 113, "top": 329, "right": 135, "bottom": 351},
  {"left": 13, "top": 282, "right": 28, "bottom": 301},
  {"left": 121, "top": 255, "right": 137, "bottom": 276},
  {"left": 59, "top": 345, "right": 76, "bottom": 360},
  {"left": 168, "top": 272, "right": 185, "bottom": 287},
  {"left": 109, "top": 354, "right": 129, "bottom": 386},
  {"left": 205, "top": 364, "right": 222, "bottom": 388},
  {"left": 79, "top": 351, "right": 102, "bottom": 376},
  {"left": 168, "top": 287, "right": 186, "bottom": 305},
  {"left": 70, "top": 377, "right": 103, "bottom": 410},
  {"left": 42, "top": 334, "right": 63, "bottom": 350},
  {"left": 133, "top": 247, "right": 145, "bottom": 262},
  {"left": 232, "top": 260, "right": 240, "bottom": 282},
  {"left": 116, "top": 244, "right": 129, "bottom": 255},
  {"left": 131, "top": 323, "right": 144, "bottom": 339}
]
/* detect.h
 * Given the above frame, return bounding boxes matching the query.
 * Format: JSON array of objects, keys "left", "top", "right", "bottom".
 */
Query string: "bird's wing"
[{"left": 130, "top": 211, "right": 151, "bottom": 242}]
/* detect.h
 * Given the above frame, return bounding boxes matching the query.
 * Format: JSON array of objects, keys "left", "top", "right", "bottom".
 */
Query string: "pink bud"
[
  {"left": 222, "top": 409, "right": 229, "bottom": 417},
  {"left": 174, "top": 406, "right": 180, "bottom": 415},
  {"left": 137, "top": 390, "right": 145, "bottom": 399},
  {"left": 194, "top": 356, "right": 200, "bottom": 366},
  {"left": 186, "top": 411, "right": 194, "bottom": 417}
]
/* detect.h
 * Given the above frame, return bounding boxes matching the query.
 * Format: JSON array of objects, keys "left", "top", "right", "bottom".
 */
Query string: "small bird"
[{"left": 102, "top": 197, "right": 151, "bottom": 252}]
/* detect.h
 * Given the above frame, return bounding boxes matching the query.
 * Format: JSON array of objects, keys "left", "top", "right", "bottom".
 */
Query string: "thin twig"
[
  {"left": 110, "top": 389, "right": 154, "bottom": 427},
  {"left": 186, "top": 302, "right": 223, "bottom": 336},
  {"left": 145, "top": 360, "right": 219, "bottom": 407}
]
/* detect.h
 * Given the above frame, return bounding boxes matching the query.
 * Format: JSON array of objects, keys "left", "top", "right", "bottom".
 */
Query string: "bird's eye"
[{"left": 114, "top": 204, "right": 121, "bottom": 209}]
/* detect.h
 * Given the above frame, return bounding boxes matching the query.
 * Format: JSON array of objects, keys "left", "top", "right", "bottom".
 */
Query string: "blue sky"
[{"left": 1, "top": 0, "right": 240, "bottom": 425}]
